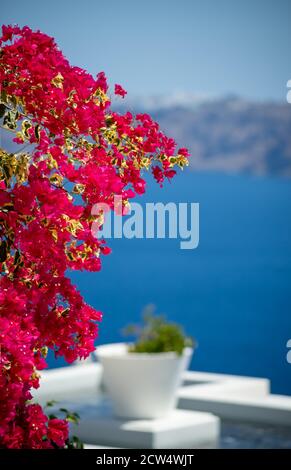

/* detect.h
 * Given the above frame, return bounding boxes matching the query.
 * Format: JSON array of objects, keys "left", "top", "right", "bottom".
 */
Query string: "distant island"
[
  {"left": 1, "top": 94, "right": 290, "bottom": 178},
  {"left": 118, "top": 94, "right": 291, "bottom": 178}
]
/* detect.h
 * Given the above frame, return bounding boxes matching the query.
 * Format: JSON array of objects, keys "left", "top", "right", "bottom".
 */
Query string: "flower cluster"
[{"left": 0, "top": 24, "right": 189, "bottom": 448}]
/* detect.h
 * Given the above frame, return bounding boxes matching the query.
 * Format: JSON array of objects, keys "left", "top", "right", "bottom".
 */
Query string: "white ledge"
[
  {"left": 72, "top": 408, "right": 220, "bottom": 449},
  {"left": 32, "top": 366, "right": 291, "bottom": 427},
  {"left": 178, "top": 371, "right": 291, "bottom": 425},
  {"left": 32, "top": 363, "right": 103, "bottom": 404}
]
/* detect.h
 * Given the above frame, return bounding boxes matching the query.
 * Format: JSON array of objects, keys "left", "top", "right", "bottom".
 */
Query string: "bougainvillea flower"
[
  {"left": 0, "top": 24, "right": 189, "bottom": 448},
  {"left": 114, "top": 83, "right": 127, "bottom": 98}
]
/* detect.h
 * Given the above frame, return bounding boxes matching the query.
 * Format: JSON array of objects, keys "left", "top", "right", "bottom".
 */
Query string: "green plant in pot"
[
  {"left": 96, "top": 305, "right": 195, "bottom": 419},
  {"left": 124, "top": 304, "right": 194, "bottom": 355}
]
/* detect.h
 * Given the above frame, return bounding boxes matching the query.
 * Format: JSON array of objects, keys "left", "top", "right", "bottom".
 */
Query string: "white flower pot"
[{"left": 96, "top": 342, "right": 193, "bottom": 419}]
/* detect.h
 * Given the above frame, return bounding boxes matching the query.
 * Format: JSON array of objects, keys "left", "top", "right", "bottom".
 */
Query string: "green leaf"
[
  {"left": 34, "top": 124, "right": 40, "bottom": 142},
  {"left": 59, "top": 408, "right": 69, "bottom": 414},
  {"left": 0, "top": 241, "right": 8, "bottom": 263},
  {"left": 10, "top": 95, "right": 18, "bottom": 108},
  {"left": 65, "top": 412, "right": 80, "bottom": 424},
  {"left": 1, "top": 89, "right": 7, "bottom": 103},
  {"left": 0, "top": 103, "right": 7, "bottom": 118},
  {"left": 14, "top": 250, "right": 21, "bottom": 266},
  {"left": 124, "top": 305, "right": 195, "bottom": 355},
  {"left": 2, "top": 163, "right": 13, "bottom": 187},
  {"left": 1, "top": 202, "right": 14, "bottom": 212},
  {"left": 21, "top": 120, "right": 32, "bottom": 138},
  {"left": 66, "top": 435, "right": 84, "bottom": 449},
  {"left": 46, "top": 400, "right": 58, "bottom": 408},
  {"left": 3, "top": 110, "right": 17, "bottom": 130}
]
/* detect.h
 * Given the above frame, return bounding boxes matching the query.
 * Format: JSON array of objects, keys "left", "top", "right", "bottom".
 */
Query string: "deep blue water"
[{"left": 48, "top": 171, "right": 291, "bottom": 395}]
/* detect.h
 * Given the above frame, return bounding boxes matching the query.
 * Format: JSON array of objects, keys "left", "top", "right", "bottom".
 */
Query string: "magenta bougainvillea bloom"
[
  {"left": 0, "top": 24, "right": 189, "bottom": 448},
  {"left": 114, "top": 83, "right": 127, "bottom": 98}
]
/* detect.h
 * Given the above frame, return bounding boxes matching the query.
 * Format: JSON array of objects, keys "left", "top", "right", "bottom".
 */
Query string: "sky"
[{"left": 1, "top": 0, "right": 291, "bottom": 101}]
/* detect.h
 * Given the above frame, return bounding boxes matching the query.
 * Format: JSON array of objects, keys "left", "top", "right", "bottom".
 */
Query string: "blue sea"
[{"left": 48, "top": 171, "right": 291, "bottom": 395}]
